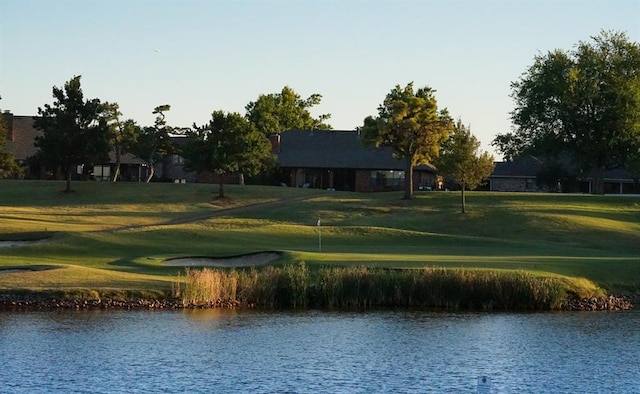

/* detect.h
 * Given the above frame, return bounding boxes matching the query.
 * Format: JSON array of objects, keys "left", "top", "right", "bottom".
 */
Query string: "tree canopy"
[
  {"left": 128, "top": 105, "right": 175, "bottom": 183},
  {"left": 0, "top": 103, "right": 22, "bottom": 179},
  {"left": 103, "top": 102, "right": 139, "bottom": 182},
  {"left": 434, "top": 120, "right": 494, "bottom": 213},
  {"left": 182, "top": 110, "right": 273, "bottom": 198},
  {"left": 33, "top": 76, "right": 111, "bottom": 192},
  {"left": 361, "top": 82, "right": 452, "bottom": 199},
  {"left": 493, "top": 31, "right": 640, "bottom": 194},
  {"left": 245, "top": 86, "right": 331, "bottom": 135}
]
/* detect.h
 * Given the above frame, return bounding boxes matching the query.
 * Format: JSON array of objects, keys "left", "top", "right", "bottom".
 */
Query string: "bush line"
[{"left": 172, "top": 262, "right": 567, "bottom": 310}]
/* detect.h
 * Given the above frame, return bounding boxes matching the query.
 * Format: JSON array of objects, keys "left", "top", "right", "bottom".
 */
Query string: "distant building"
[
  {"left": 2, "top": 111, "right": 148, "bottom": 181},
  {"left": 488, "top": 154, "right": 638, "bottom": 194},
  {"left": 271, "top": 129, "right": 437, "bottom": 192}
]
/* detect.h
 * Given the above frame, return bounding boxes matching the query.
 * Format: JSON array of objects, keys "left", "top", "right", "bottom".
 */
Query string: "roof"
[
  {"left": 491, "top": 154, "right": 636, "bottom": 181},
  {"left": 276, "top": 129, "right": 436, "bottom": 172},
  {"left": 2, "top": 112, "right": 146, "bottom": 165},
  {"left": 490, "top": 155, "right": 543, "bottom": 178},
  {"left": 108, "top": 151, "right": 146, "bottom": 165}
]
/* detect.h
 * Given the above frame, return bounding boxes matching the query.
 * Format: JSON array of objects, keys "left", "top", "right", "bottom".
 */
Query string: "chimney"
[{"left": 269, "top": 133, "right": 281, "bottom": 153}]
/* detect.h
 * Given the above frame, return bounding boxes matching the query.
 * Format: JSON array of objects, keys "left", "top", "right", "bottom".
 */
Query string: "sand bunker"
[{"left": 163, "top": 252, "right": 280, "bottom": 268}]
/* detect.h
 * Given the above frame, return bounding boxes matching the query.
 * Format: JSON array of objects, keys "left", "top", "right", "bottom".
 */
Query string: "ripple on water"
[{"left": 0, "top": 309, "right": 639, "bottom": 393}]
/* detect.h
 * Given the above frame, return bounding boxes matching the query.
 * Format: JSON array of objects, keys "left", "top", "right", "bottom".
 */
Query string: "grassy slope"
[{"left": 1, "top": 180, "right": 638, "bottom": 296}]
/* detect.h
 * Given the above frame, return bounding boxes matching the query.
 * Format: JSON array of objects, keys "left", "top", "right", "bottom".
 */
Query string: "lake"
[{"left": 1, "top": 308, "right": 639, "bottom": 393}]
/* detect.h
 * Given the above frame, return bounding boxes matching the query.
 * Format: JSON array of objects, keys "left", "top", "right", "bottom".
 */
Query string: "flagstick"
[{"left": 317, "top": 218, "right": 322, "bottom": 252}]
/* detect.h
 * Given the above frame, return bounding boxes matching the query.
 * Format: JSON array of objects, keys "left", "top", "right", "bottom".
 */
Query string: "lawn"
[{"left": 1, "top": 179, "right": 639, "bottom": 297}]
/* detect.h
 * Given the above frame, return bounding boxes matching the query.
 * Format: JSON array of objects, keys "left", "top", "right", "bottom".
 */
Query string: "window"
[
  {"left": 370, "top": 170, "right": 404, "bottom": 188},
  {"left": 172, "top": 155, "right": 184, "bottom": 165}
]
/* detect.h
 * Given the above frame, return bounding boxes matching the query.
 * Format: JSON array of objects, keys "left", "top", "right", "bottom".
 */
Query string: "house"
[
  {"left": 155, "top": 137, "right": 198, "bottom": 183},
  {"left": 2, "top": 111, "right": 39, "bottom": 166},
  {"left": 271, "top": 129, "right": 437, "bottom": 192},
  {"left": 1, "top": 111, "right": 148, "bottom": 181},
  {"left": 488, "top": 155, "right": 545, "bottom": 192},
  {"left": 488, "top": 154, "right": 638, "bottom": 194}
]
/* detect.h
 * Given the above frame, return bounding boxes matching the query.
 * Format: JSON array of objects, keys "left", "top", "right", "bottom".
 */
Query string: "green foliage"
[
  {"left": 182, "top": 110, "right": 273, "bottom": 197},
  {"left": 493, "top": 30, "right": 640, "bottom": 194},
  {"left": 0, "top": 108, "right": 22, "bottom": 178},
  {"left": 434, "top": 120, "right": 495, "bottom": 212},
  {"left": 33, "top": 76, "right": 111, "bottom": 192},
  {"left": 128, "top": 105, "right": 176, "bottom": 182},
  {"left": 245, "top": 86, "right": 332, "bottom": 135},
  {"left": 102, "top": 102, "right": 140, "bottom": 182},
  {"left": 361, "top": 82, "right": 453, "bottom": 199},
  {"left": 536, "top": 160, "right": 572, "bottom": 192}
]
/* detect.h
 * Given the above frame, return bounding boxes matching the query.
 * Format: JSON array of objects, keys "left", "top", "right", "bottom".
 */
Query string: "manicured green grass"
[{"left": 1, "top": 179, "right": 639, "bottom": 298}]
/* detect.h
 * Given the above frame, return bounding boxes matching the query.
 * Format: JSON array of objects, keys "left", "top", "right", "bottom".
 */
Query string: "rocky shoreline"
[
  {"left": 561, "top": 294, "right": 636, "bottom": 311},
  {"left": 0, "top": 295, "right": 239, "bottom": 310},
  {"left": 0, "top": 294, "right": 636, "bottom": 311}
]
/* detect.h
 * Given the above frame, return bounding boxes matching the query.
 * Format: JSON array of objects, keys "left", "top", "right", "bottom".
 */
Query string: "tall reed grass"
[{"left": 172, "top": 264, "right": 566, "bottom": 310}]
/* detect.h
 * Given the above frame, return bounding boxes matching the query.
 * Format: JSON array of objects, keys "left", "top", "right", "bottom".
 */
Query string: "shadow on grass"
[{"left": 0, "top": 265, "right": 60, "bottom": 273}]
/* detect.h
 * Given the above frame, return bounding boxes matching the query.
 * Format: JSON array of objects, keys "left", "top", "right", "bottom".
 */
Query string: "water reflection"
[{"left": 1, "top": 309, "right": 639, "bottom": 393}]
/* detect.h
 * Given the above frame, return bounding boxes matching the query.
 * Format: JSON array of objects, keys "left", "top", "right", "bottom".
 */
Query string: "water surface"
[{"left": 1, "top": 308, "right": 639, "bottom": 393}]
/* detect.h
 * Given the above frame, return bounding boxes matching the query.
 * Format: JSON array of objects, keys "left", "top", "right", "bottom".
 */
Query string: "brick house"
[
  {"left": 488, "top": 154, "right": 638, "bottom": 194},
  {"left": 271, "top": 129, "right": 437, "bottom": 192},
  {"left": 2, "top": 111, "right": 148, "bottom": 181},
  {"left": 488, "top": 155, "right": 545, "bottom": 192},
  {"left": 2, "top": 111, "right": 39, "bottom": 166}
]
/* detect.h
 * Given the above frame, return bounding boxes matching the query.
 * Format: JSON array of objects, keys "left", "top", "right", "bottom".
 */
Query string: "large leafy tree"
[
  {"left": 182, "top": 110, "right": 273, "bottom": 198},
  {"left": 128, "top": 105, "right": 175, "bottom": 183},
  {"left": 493, "top": 31, "right": 640, "bottom": 194},
  {"left": 245, "top": 86, "right": 331, "bottom": 135},
  {"left": 434, "top": 120, "right": 494, "bottom": 213},
  {"left": 361, "top": 82, "right": 453, "bottom": 200},
  {"left": 34, "top": 76, "right": 111, "bottom": 192}
]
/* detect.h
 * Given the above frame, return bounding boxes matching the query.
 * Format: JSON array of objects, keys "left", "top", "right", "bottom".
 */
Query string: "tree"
[
  {"left": 34, "top": 76, "right": 111, "bottom": 192},
  {"left": 0, "top": 101, "right": 22, "bottom": 178},
  {"left": 360, "top": 82, "right": 453, "bottom": 200},
  {"left": 493, "top": 31, "right": 640, "bottom": 194},
  {"left": 245, "top": 86, "right": 331, "bottom": 135},
  {"left": 103, "top": 102, "right": 139, "bottom": 182},
  {"left": 0, "top": 97, "right": 24, "bottom": 179},
  {"left": 434, "top": 120, "right": 494, "bottom": 213},
  {"left": 128, "top": 105, "right": 175, "bottom": 183},
  {"left": 182, "top": 110, "right": 273, "bottom": 198}
]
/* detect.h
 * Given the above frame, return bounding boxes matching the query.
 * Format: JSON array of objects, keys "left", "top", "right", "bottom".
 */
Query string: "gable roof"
[
  {"left": 491, "top": 154, "right": 636, "bottom": 181},
  {"left": 490, "top": 155, "right": 543, "bottom": 178},
  {"left": 276, "top": 129, "right": 435, "bottom": 172}
]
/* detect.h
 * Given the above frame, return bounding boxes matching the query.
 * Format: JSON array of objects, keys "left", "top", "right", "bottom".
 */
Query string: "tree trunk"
[
  {"left": 592, "top": 166, "right": 605, "bottom": 195},
  {"left": 145, "top": 162, "right": 154, "bottom": 183},
  {"left": 65, "top": 166, "right": 73, "bottom": 193},
  {"left": 112, "top": 146, "right": 121, "bottom": 183},
  {"left": 461, "top": 181, "right": 466, "bottom": 213},
  {"left": 218, "top": 178, "right": 225, "bottom": 198},
  {"left": 238, "top": 173, "right": 245, "bottom": 186},
  {"left": 403, "top": 158, "right": 414, "bottom": 200}
]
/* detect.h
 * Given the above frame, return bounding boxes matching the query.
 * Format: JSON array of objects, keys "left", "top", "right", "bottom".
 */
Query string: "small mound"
[{"left": 163, "top": 252, "right": 280, "bottom": 267}]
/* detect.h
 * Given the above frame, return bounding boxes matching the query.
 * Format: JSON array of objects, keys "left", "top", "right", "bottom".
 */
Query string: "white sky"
[{"left": 1, "top": 0, "right": 639, "bottom": 159}]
